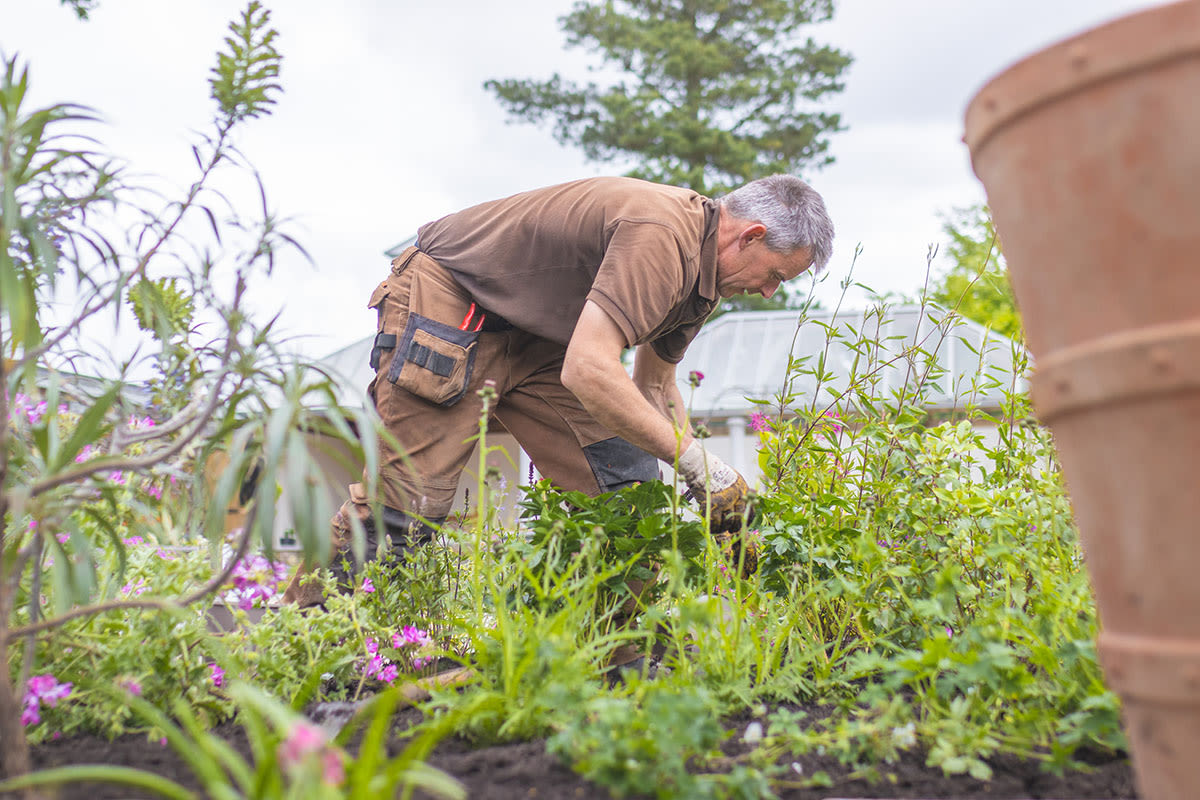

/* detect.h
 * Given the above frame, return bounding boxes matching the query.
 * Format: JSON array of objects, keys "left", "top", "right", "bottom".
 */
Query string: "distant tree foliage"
[
  {"left": 485, "top": 0, "right": 851, "bottom": 198},
  {"left": 59, "top": 0, "right": 97, "bottom": 20},
  {"left": 486, "top": 0, "right": 850, "bottom": 316},
  {"left": 928, "top": 205, "right": 1022, "bottom": 340}
]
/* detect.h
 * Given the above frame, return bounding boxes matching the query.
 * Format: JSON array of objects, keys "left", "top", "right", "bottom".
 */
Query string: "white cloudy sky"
[{"left": 6, "top": 0, "right": 1166, "bottom": 361}]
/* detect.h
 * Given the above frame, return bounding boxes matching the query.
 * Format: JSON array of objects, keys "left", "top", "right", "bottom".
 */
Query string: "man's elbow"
[
  {"left": 561, "top": 349, "right": 608, "bottom": 402},
  {"left": 559, "top": 352, "right": 589, "bottom": 398}
]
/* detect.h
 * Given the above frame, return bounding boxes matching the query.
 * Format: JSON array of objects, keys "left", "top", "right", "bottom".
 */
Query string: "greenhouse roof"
[{"left": 675, "top": 305, "right": 1027, "bottom": 418}]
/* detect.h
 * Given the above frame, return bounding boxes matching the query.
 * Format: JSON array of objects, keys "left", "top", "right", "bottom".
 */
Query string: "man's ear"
[{"left": 738, "top": 222, "right": 767, "bottom": 248}]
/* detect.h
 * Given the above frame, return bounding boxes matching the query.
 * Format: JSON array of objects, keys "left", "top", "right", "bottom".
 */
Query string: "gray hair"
[{"left": 719, "top": 175, "right": 834, "bottom": 273}]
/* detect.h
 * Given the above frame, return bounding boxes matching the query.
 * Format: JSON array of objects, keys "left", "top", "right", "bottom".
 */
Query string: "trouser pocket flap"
[{"left": 386, "top": 314, "right": 477, "bottom": 406}]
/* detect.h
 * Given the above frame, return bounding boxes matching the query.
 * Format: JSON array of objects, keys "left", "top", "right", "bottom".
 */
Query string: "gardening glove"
[
  {"left": 677, "top": 439, "right": 750, "bottom": 534},
  {"left": 716, "top": 527, "right": 763, "bottom": 578}
]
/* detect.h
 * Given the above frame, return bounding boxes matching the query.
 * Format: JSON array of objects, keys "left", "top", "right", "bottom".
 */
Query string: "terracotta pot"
[{"left": 964, "top": 2, "right": 1200, "bottom": 797}]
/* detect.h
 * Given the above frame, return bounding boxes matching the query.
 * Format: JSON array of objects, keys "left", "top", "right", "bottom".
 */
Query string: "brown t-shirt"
[{"left": 415, "top": 177, "right": 719, "bottom": 364}]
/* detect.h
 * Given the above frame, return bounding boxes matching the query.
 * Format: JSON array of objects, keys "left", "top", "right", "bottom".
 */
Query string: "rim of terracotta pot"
[{"left": 964, "top": 0, "right": 1200, "bottom": 158}]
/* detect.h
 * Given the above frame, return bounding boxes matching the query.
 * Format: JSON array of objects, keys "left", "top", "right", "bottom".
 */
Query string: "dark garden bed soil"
[{"left": 21, "top": 702, "right": 1139, "bottom": 800}]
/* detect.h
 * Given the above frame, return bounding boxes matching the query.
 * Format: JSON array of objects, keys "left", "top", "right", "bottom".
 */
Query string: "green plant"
[
  {"left": 546, "top": 679, "right": 728, "bottom": 798},
  {"left": 1, "top": 1, "right": 387, "bottom": 779},
  {"left": 0, "top": 681, "right": 466, "bottom": 800}
]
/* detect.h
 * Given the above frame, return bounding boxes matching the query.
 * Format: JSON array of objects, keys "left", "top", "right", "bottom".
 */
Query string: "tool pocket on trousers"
[{"left": 386, "top": 314, "right": 477, "bottom": 407}]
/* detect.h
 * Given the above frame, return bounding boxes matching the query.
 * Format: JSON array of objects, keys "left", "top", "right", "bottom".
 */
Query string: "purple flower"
[
  {"left": 748, "top": 412, "right": 770, "bottom": 433},
  {"left": 121, "top": 578, "right": 148, "bottom": 597},
  {"left": 363, "top": 655, "right": 386, "bottom": 679},
  {"left": 56, "top": 533, "right": 70, "bottom": 544},
  {"left": 123, "top": 536, "right": 145, "bottom": 547},
  {"left": 109, "top": 471, "right": 127, "bottom": 485},
  {"left": 687, "top": 370, "right": 704, "bottom": 388},
  {"left": 22, "top": 675, "right": 73, "bottom": 727},
  {"left": 75, "top": 445, "right": 96, "bottom": 463},
  {"left": 378, "top": 664, "right": 398, "bottom": 684},
  {"left": 209, "top": 663, "right": 225, "bottom": 688},
  {"left": 12, "top": 394, "right": 50, "bottom": 425},
  {"left": 224, "top": 555, "right": 291, "bottom": 609},
  {"left": 361, "top": 577, "right": 375, "bottom": 594},
  {"left": 395, "top": 625, "right": 432, "bottom": 648},
  {"left": 121, "top": 679, "right": 142, "bottom": 696}
]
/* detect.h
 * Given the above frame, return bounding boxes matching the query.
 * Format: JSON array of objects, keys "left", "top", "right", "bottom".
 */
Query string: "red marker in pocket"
[{"left": 458, "top": 303, "right": 485, "bottom": 332}]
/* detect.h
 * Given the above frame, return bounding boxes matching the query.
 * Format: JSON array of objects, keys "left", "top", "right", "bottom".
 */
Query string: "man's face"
[{"left": 716, "top": 233, "right": 814, "bottom": 300}]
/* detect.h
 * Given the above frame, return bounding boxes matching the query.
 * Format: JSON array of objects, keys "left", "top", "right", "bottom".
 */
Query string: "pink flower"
[
  {"left": 687, "top": 370, "right": 704, "bottom": 387},
  {"left": 395, "top": 625, "right": 432, "bottom": 648},
  {"left": 321, "top": 750, "right": 345, "bottom": 785},
  {"left": 225, "top": 555, "right": 291, "bottom": 609},
  {"left": 822, "top": 410, "right": 844, "bottom": 433},
  {"left": 22, "top": 675, "right": 73, "bottom": 727},
  {"left": 378, "top": 664, "right": 398, "bottom": 684},
  {"left": 277, "top": 722, "right": 344, "bottom": 784},
  {"left": 360, "top": 577, "right": 375, "bottom": 594},
  {"left": 121, "top": 578, "right": 148, "bottom": 597},
  {"left": 109, "top": 471, "right": 127, "bottom": 485},
  {"left": 56, "top": 533, "right": 70, "bottom": 544},
  {"left": 279, "top": 721, "right": 324, "bottom": 762},
  {"left": 748, "top": 412, "right": 770, "bottom": 433},
  {"left": 209, "top": 663, "right": 225, "bottom": 688},
  {"left": 155, "top": 548, "right": 175, "bottom": 561},
  {"left": 123, "top": 535, "right": 145, "bottom": 547},
  {"left": 144, "top": 482, "right": 163, "bottom": 500},
  {"left": 365, "top": 637, "right": 378, "bottom": 656},
  {"left": 128, "top": 414, "right": 156, "bottom": 431},
  {"left": 74, "top": 445, "right": 96, "bottom": 463},
  {"left": 121, "top": 679, "right": 142, "bottom": 696}
]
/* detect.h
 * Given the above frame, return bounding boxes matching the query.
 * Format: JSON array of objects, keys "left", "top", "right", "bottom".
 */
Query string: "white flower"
[
  {"left": 742, "top": 721, "right": 764, "bottom": 744},
  {"left": 891, "top": 722, "right": 917, "bottom": 748}
]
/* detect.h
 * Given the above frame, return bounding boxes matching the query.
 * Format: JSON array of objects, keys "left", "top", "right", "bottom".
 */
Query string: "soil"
[{"left": 17, "top": 701, "right": 1139, "bottom": 800}]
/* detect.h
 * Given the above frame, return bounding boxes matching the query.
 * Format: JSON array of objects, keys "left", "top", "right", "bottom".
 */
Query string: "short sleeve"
[{"left": 585, "top": 222, "right": 690, "bottom": 348}]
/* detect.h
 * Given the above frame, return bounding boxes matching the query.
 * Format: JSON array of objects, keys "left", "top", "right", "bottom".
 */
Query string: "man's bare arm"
[{"left": 561, "top": 300, "right": 693, "bottom": 463}]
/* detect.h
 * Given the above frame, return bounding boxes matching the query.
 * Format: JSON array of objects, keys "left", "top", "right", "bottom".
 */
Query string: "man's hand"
[{"left": 677, "top": 439, "right": 750, "bottom": 532}]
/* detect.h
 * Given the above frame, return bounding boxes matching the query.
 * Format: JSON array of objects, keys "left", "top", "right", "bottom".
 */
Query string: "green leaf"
[
  {"left": 50, "top": 382, "right": 120, "bottom": 471},
  {"left": 0, "top": 765, "right": 197, "bottom": 800}
]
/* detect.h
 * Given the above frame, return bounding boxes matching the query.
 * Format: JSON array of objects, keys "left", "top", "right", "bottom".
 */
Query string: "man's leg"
[
  {"left": 282, "top": 249, "right": 509, "bottom": 605},
  {"left": 493, "top": 336, "right": 661, "bottom": 667}
]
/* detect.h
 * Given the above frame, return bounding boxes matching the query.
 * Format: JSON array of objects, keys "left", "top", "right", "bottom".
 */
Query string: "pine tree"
[{"left": 485, "top": 0, "right": 852, "bottom": 199}]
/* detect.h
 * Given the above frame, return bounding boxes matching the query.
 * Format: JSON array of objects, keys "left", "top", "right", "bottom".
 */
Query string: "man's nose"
[{"left": 760, "top": 281, "right": 779, "bottom": 299}]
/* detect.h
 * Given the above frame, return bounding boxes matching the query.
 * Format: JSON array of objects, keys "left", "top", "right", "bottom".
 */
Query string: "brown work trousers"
[{"left": 282, "top": 247, "right": 657, "bottom": 604}]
